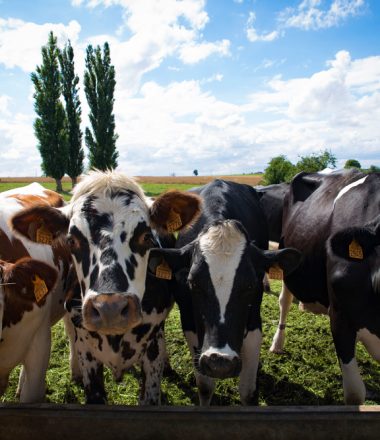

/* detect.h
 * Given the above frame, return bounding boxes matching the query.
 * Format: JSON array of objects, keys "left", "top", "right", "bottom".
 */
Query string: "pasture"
[{"left": 1, "top": 177, "right": 380, "bottom": 406}]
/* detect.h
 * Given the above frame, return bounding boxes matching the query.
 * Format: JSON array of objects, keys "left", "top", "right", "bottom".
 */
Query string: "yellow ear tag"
[
  {"left": 36, "top": 224, "right": 53, "bottom": 245},
  {"left": 349, "top": 240, "right": 363, "bottom": 260},
  {"left": 167, "top": 209, "right": 182, "bottom": 233},
  {"left": 32, "top": 275, "right": 49, "bottom": 303},
  {"left": 155, "top": 260, "right": 172, "bottom": 280},
  {"left": 268, "top": 264, "right": 283, "bottom": 280}
]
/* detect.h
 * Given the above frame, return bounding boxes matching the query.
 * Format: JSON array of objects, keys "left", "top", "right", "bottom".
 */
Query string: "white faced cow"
[
  {"left": 149, "top": 179, "right": 301, "bottom": 405},
  {"left": 268, "top": 169, "right": 380, "bottom": 404},
  {"left": 0, "top": 183, "right": 69, "bottom": 402},
  {"left": 12, "top": 170, "right": 201, "bottom": 404}
]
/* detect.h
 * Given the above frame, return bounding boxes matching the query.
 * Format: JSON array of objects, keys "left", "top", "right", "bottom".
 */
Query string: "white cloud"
[
  {"left": 0, "top": 18, "right": 81, "bottom": 72},
  {"left": 279, "top": 0, "right": 366, "bottom": 30},
  {"left": 179, "top": 39, "right": 230, "bottom": 64},
  {"left": 246, "top": 11, "right": 280, "bottom": 43}
]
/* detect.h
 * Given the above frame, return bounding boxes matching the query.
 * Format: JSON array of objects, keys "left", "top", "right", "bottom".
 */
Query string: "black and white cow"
[
  {"left": 11, "top": 170, "right": 201, "bottom": 404},
  {"left": 269, "top": 168, "right": 380, "bottom": 404},
  {"left": 150, "top": 179, "right": 301, "bottom": 405}
]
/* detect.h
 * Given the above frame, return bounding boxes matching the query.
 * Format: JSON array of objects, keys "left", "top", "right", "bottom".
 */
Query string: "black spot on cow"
[
  {"left": 129, "top": 221, "right": 151, "bottom": 257},
  {"left": 81, "top": 196, "right": 114, "bottom": 248},
  {"left": 142, "top": 273, "right": 172, "bottom": 315},
  {"left": 147, "top": 338, "right": 159, "bottom": 362},
  {"left": 100, "top": 248, "right": 118, "bottom": 265},
  {"left": 106, "top": 334, "right": 123, "bottom": 353},
  {"left": 125, "top": 258, "right": 135, "bottom": 280},
  {"left": 90, "top": 265, "right": 99, "bottom": 290},
  {"left": 86, "top": 351, "right": 94, "bottom": 362},
  {"left": 94, "top": 263, "right": 129, "bottom": 293},
  {"left": 80, "top": 280, "right": 86, "bottom": 295},
  {"left": 132, "top": 323, "right": 152, "bottom": 342},
  {"left": 121, "top": 340, "right": 136, "bottom": 361},
  {"left": 69, "top": 225, "right": 91, "bottom": 277},
  {"left": 120, "top": 231, "right": 127, "bottom": 243},
  {"left": 92, "top": 254, "right": 97, "bottom": 266}
]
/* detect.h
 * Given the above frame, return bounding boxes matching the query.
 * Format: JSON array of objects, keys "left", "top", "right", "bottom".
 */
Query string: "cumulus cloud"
[
  {"left": 279, "top": 0, "right": 366, "bottom": 30},
  {"left": 246, "top": 12, "right": 280, "bottom": 42},
  {"left": 0, "top": 18, "right": 81, "bottom": 72}
]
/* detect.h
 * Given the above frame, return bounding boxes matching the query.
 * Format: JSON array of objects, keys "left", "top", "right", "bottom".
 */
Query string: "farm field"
[{"left": 1, "top": 179, "right": 380, "bottom": 406}]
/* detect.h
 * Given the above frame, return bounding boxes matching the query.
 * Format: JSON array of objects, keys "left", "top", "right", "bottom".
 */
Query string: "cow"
[
  {"left": 269, "top": 168, "right": 380, "bottom": 404},
  {"left": 149, "top": 179, "right": 301, "bottom": 405},
  {"left": 0, "top": 258, "right": 58, "bottom": 401},
  {"left": 0, "top": 183, "right": 70, "bottom": 402},
  {"left": 11, "top": 170, "right": 201, "bottom": 404}
]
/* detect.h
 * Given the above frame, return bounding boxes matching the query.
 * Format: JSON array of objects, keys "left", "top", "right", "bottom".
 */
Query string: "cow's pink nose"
[{"left": 83, "top": 293, "right": 142, "bottom": 334}]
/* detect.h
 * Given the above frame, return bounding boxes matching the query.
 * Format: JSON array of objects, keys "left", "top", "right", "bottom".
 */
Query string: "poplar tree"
[
  {"left": 84, "top": 42, "right": 118, "bottom": 170},
  {"left": 59, "top": 40, "right": 84, "bottom": 187},
  {"left": 31, "top": 31, "right": 67, "bottom": 192}
]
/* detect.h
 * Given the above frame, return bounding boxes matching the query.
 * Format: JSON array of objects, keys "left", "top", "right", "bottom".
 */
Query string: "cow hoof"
[{"left": 269, "top": 346, "right": 286, "bottom": 354}]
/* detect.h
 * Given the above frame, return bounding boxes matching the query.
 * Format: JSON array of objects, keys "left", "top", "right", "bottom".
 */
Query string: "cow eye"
[
  {"left": 66, "top": 235, "right": 76, "bottom": 249},
  {"left": 143, "top": 232, "right": 155, "bottom": 246}
]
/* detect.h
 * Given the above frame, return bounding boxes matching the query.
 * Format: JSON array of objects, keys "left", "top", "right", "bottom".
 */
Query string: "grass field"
[{"left": 1, "top": 179, "right": 380, "bottom": 406}]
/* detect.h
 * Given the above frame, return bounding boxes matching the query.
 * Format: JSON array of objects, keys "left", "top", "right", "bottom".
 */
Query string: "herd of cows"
[{"left": 0, "top": 168, "right": 379, "bottom": 406}]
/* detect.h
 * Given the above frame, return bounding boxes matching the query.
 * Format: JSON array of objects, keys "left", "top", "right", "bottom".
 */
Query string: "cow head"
[
  {"left": 328, "top": 221, "right": 380, "bottom": 298},
  {"left": 0, "top": 258, "right": 58, "bottom": 339},
  {"left": 150, "top": 219, "right": 301, "bottom": 379},
  {"left": 11, "top": 171, "right": 201, "bottom": 335}
]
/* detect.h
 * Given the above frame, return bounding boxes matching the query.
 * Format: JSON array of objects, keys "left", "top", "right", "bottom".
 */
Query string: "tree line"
[
  {"left": 263, "top": 150, "right": 380, "bottom": 185},
  {"left": 32, "top": 32, "right": 118, "bottom": 191}
]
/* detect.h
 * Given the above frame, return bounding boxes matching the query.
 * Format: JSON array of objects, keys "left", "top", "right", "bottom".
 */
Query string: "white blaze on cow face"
[
  {"left": 199, "top": 221, "right": 246, "bottom": 324},
  {"left": 333, "top": 176, "right": 368, "bottom": 207}
]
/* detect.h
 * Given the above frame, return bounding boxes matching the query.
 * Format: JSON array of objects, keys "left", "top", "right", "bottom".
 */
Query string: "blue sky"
[{"left": 0, "top": 0, "right": 379, "bottom": 176}]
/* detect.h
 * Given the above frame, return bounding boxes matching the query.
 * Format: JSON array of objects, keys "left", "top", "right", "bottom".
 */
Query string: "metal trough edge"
[{"left": 1, "top": 404, "right": 380, "bottom": 440}]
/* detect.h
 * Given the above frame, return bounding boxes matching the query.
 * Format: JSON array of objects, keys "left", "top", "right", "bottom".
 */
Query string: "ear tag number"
[
  {"left": 36, "top": 224, "right": 53, "bottom": 245},
  {"left": 156, "top": 260, "right": 172, "bottom": 280},
  {"left": 167, "top": 209, "right": 182, "bottom": 233},
  {"left": 349, "top": 240, "right": 363, "bottom": 260},
  {"left": 268, "top": 264, "right": 283, "bottom": 280},
  {"left": 32, "top": 275, "right": 49, "bottom": 303}
]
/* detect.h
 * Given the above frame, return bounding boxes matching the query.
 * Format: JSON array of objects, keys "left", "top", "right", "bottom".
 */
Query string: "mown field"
[{"left": 1, "top": 179, "right": 380, "bottom": 406}]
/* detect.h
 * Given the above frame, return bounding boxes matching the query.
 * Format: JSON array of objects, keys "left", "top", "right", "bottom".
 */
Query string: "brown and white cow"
[
  {"left": 0, "top": 183, "right": 70, "bottom": 402},
  {"left": 12, "top": 170, "right": 201, "bottom": 404}
]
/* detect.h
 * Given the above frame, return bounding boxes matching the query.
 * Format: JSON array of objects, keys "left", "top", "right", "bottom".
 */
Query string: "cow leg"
[
  {"left": 81, "top": 359, "right": 106, "bottom": 404},
  {"left": 184, "top": 330, "right": 215, "bottom": 406},
  {"left": 63, "top": 314, "right": 82, "bottom": 384},
  {"left": 20, "top": 318, "right": 51, "bottom": 403},
  {"left": 269, "top": 282, "right": 293, "bottom": 354},
  {"left": 239, "top": 328, "right": 262, "bottom": 405},
  {"left": 139, "top": 326, "right": 165, "bottom": 405},
  {"left": 16, "top": 367, "right": 26, "bottom": 398},
  {"left": 0, "top": 370, "right": 10, "bottom": 397},
  {"left": 330, "top": 310, "right": 366, "bottom": 405}
]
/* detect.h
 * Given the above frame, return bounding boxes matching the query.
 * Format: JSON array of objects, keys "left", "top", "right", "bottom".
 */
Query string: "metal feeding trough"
[{"left": 1, "top": 404, "right": 380, "bottom": 440}]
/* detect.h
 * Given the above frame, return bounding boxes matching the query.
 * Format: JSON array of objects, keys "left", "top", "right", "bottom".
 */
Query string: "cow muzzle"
[
  {"left": 83, "top": 293, "right": 142, "bottom": 335},
  {"left": 199, "top": 352, "right": 242, "bottom": 379}
]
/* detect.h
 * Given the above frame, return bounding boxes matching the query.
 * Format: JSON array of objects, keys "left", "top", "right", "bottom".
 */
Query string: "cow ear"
[
  {"left": 329, "top": 227, "right": 379, "bottom": 261},
  {"left": 3, "top": 257, "right": 58, "bottom": 296},
  {"left": 149, "top": 191, "right": 202, "bottom": 234},
  {"left": 11, "top": 205, "right": 69, "bottom": 244},
  {"left": 250, "top": 243, "right": 302, "bottom": 276},
  {"left": 149, "top": 244, "right": 193, "bottom": 278}
]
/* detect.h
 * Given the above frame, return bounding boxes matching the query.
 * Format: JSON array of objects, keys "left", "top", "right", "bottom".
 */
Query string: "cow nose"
[
  {"left": 83, "top": 293, "right": 142, "bottom": 334},
  {"left": 199, "top": 352, "right": 242, "bottom": 379}
]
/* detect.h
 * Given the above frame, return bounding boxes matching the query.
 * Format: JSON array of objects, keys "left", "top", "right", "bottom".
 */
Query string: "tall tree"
[
  {"left": 59, "top": 40, "right": 84, "bottom": 187},
  {"left": 84, "top": 42, "right": 118, "bottom": 170},
  {"left": 31, "top": 31, "right": 67, "bottom": 192}
]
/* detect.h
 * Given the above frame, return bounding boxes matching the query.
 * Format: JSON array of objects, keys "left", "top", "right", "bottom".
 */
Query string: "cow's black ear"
[
  {"left": 148, "top": 243, "right": 194, "bottom": 277},
  {"left": 329, "top": 227, "right": 378, "bottom": 261},
  {"left": 250, "top": 243, "right": 301, "bottom": 276}
]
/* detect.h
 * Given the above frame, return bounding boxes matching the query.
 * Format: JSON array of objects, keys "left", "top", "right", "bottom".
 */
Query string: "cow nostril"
[
  {"left": 91, "top": 305, "right": 101, "bottom": 318},
  {"left": 121, "top": 304, "right": 129, "bottom": 317}
]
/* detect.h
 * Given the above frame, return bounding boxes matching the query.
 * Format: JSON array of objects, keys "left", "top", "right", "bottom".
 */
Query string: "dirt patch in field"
[{"left": 0, "top": 175, "right": 263, "bottom": 185}]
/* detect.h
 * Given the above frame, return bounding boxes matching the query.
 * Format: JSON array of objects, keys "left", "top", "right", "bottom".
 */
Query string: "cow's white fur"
[
  {"left": 340, "top": 357, "right": 366, "bottom": 405},
  {"left": 201, "top": 343, "right": 239, "bottom": 360},
  {"left": 239, "top": 328, "right": 262, "bottom": 405},
  {"left": 333, "top": 176, "right": 368, "bottom": 207},
  {"left": 199, "top": 221, "right": 245, "bottom": 324}
]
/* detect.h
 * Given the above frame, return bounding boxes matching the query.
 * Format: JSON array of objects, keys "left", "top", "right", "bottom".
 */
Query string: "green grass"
[{"left": 2, "top": 282, "right": 380, "bottom": 405}]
